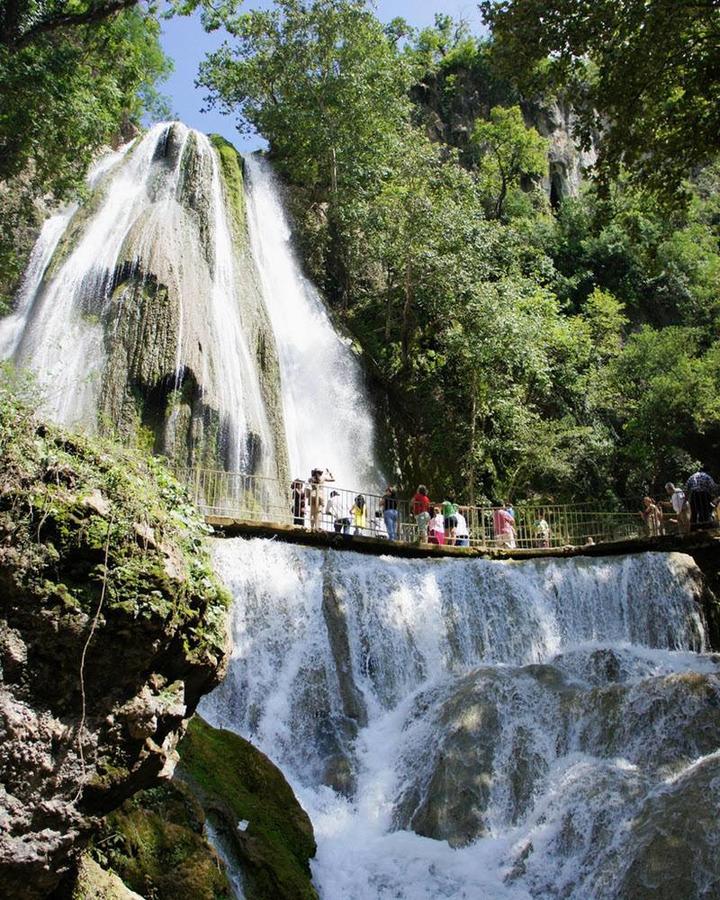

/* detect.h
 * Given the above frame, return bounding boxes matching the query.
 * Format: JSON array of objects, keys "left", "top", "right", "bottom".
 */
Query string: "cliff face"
[
  {"left": 0, "top": 385, "right": 229, "bottom": 898},
  {"left": 414, "top": 61, "right": 595, "bottom": 202}
]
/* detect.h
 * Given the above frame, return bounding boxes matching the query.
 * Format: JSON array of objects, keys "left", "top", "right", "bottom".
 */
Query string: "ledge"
[{"left": 205, "top": 516, "right": 720, "bottom": 562}]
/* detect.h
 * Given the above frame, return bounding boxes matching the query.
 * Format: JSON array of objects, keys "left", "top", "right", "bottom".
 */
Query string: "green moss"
[
  {"left": 95, "top": 782, "right": 232, "bottom": 900},
  {"left": 209, "top": 134, "right": 246, "bottom": 241},
  {"left": 72, "top": 854, "right": 140, "bottom": 899},
  {"left": 0, "top": 373, "right": 229, "bottom": 709},
  {"left": 178, "top": 716, "right": 318, "bottom": 900}
]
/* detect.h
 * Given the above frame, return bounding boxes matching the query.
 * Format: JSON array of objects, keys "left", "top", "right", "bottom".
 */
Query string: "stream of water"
[
  {"left": 201, "top": 539, "right": 720, "bottom": 899},
  {"left": 244, "top": 155, "right": 382, "bottom": 489}
]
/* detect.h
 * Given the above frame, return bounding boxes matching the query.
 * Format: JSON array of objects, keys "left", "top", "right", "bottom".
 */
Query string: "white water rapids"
[{"left": 201, "top": 539, "right": 720, "bottom": 899}]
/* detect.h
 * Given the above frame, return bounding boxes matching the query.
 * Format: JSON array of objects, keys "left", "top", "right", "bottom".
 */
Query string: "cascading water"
[
  {"left": 1, "top": 123, "right": 285, "bottom": 481},
  {"left": 244, "top": 155, "right": 382, "bottom": 489},
  {"left": 201, "top": 539, "right": 720, "bottom": 899}
]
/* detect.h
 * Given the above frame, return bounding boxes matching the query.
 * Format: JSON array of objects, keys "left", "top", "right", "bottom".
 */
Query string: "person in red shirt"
[{"left": 412, "top": 484, "right": 431, "bottom": 516}]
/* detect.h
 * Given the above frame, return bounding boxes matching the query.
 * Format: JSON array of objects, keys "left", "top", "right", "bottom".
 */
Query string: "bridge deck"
[{"left": 206, "top": 515, "right": 720, "bottom": 562}]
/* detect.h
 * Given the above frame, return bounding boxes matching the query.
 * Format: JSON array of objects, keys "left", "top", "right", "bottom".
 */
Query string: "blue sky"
[{"left": 160, "top": 0, "right": 484, "bottom": 150}]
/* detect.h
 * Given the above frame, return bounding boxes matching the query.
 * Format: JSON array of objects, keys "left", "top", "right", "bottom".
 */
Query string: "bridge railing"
[{"left": 177, "top": 467, "right": 652, "bottom": 549}]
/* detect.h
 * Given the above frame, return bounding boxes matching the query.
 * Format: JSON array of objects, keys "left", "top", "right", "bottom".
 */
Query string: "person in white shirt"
[
  {"left": 455, "top": 510, "right": 470, "bottom": 547},
  {"left": 665, "top": 482, "right": 690, "bottom": 533}
]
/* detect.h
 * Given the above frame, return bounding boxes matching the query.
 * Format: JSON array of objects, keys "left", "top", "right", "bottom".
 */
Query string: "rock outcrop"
[
  {"left": 175, "top": 716, "right": 318, "bottom": 900},
  {"left": 0, "top": 386, "right": 229, "bottom": 898}
]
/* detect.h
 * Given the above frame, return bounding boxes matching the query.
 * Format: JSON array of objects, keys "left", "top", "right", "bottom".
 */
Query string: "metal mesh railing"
[{"left": 177, "top": 468, "right": 651, "bottom": 550}]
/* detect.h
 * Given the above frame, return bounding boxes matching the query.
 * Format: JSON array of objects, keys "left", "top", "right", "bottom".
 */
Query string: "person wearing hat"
[{"left": 306, "top": 467, "right": 335, "bottom": 531}]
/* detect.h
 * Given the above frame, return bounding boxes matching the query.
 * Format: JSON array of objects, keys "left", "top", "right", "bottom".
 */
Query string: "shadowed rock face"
[{"left": 0, "top": 398, "right": 229, "bottom": 899}]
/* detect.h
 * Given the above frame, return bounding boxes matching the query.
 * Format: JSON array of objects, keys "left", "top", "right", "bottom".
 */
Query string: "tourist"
[
  {"left": 640, "top": 496, "right": 663, "bottom": 537},
  {"left": 291, "top": 479, "right": 306, "bottom": 526},
  {"left": 664, "top": 482, "right": 690, "bottom": 534},
  {"left": 493, "top": 502, "right": 516, "bottom": 549},
  {"left": 350, "top": 493, "right": 366, "bottom": 535},
  {"left": 684, "top": 469, "right": 719, "bottom": 530},
  {"left": 326, "top": 490, "right": 351, "bottom": 534},
  {"left": 412, "top": 485, "right": 431, "bottom": 515},
  {"left": 306, "top": 467, "right": 334, "bottom": 531},
  {"left": 372, "top": 507, "right": 387, "bottom": 538},
  {"left": 535, "top": 512, "right": 550, "bottom": 548},
  {"left": 455, "top": 508, "right": 470, "bottom": 547},
  {"left": 428, "top": 506, "right": 445, "bottom": 545},
  {"left": 442, "top": 497, "right": 459, "bottom": 546},
  {"left": 416, "top": 506, "right": 431, "bottom": 544},
  {"left": 382, "top": 485, "right": 399, "bottom": 541}
]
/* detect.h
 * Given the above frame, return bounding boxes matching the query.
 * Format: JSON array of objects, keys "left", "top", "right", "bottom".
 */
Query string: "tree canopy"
[
  {"left": 1, "top": 0, "right": 718, "bottom": 505},
  {"left": 481, "top": 0, "right": 720, "bottom": 198}
]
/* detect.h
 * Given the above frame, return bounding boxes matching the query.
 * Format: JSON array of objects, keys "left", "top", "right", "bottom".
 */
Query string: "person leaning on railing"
[
  {"left": 685, "top": 469, "right": 719, "bottom": 530},
  {"left": 326, "top": 490, "right": 351, "bottom": 534}
]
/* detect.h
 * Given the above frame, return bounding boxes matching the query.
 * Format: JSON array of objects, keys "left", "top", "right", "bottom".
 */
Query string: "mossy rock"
[
  {"left": 94, "top": 782, "right": 232, "bottom": 900},
  {"left": 0, "top": 376, "right": 230, "bottom": 897},
  {"left": 72, "top": 855, "right": 143, "bottom": 900},
  {"left": 209, "top": 134, "right": 246, "bottom": 241},
  {"left": 177, "top": 716, "right": 318, "bottom": 900}
]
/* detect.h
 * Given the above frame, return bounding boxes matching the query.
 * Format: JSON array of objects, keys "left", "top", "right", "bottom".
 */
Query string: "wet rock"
[
  {"left": 618, "top": 754, "right": 720, "bottom": 899},
  {"left": 0, "top": 398, "right": 229, "bottom": 898}
]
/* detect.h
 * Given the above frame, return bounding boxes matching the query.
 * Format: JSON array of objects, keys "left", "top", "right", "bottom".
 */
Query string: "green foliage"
[
  {"left": 178, "top": 716, "right": 318, "bottom": 900},
  {"left": 602, "top": 328, "right": 720, "bottom": 492},
  {"left": 0, "top": 5, "right": 171, "bottom": 196},
  {"left": 471, "top": 105, "right": 548, "bottom": 219},
  {"left": 0, "top": 1, "right": 171, "bottom": 304},
  {"left": 194, "top": 0, "right": 720, "bottom": 503},
  {"left": 546, "top": 176, "right": 720, "bottom": 329},
  {"left": 481, "top": 0, "right": 720, "bottom": 199},
  {"left": 198, "top": 0, "right": 412, "bottom": 196}
]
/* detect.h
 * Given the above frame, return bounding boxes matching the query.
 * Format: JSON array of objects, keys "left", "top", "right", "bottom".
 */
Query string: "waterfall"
[
  {"left": 3, "top": 124, "right": 384, "bottom": 491},
  {"left": 244, "top": 155, "right": 382, "bottom": 489},
  {"left": 1, "top": 123, "right": 286, "bottom": 482},
  {"left": 201, "top": 539, "right": 720, "bottom": 899}
]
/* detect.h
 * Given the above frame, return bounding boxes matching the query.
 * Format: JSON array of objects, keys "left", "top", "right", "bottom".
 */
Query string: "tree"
[
  {"left": 481, "top": 0, "right": 720, "bottom": 198},
  {"left": 197, "top": 0, "right": 412, "bottom": 196},
  {"left": 0, "top": 5, "right": 170, "bottom": 193},
  {"left": 603, "top": 326, "right": 720, "bottom": 490},
  {"left": 471, "top": 105, "right": 548, "bottom": 219},
  {"left": 0, "top": 0, "right": 141, "bottom": 51}
]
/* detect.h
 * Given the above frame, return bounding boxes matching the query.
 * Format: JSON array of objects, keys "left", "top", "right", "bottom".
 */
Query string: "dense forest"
[{"left": 1, "top": 0, "right": 719, "bottom": 506}]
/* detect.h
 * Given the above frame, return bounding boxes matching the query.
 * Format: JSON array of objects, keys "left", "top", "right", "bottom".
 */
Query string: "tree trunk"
[
  {"left": 468, "top": 391, "right": 477, "bottom": 506},
  {"left": 400, "top": 263, "right": 413, "bottom": 368},
  {"left": 330, "top": 146, "right": 338, "bottom": 195}
]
